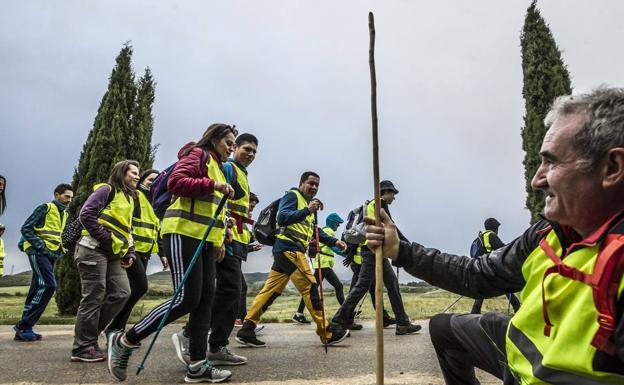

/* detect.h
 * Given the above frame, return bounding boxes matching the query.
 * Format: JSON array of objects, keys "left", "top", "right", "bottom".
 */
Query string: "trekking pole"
[
  {"left": 314, "top": 213, "right": 328, "bottom": 353},
  {"left": 441, "top": 296, "right": 463, "bottom": 313},
  {"left": 136, "top": 195, "right": 228, "bottom": 375},
  {"left": 368, "top": 12, "right": 384, "bottom": 385},
  {"left": 354, "top": 292, "right": 368, "bottom": 320}
]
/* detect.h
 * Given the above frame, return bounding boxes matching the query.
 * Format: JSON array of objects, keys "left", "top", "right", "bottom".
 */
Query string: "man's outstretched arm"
[{"left": 365, "top": 210, "right": 548, "bottom": 298}]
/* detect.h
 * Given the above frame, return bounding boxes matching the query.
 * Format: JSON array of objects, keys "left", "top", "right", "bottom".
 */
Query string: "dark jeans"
[
  {"left": 429, "top": 312, "right": 516, "bottom": 385},
  {"left": 237, "top": 269, "right": 247, "bottom": 320},
  {"left": 332, "top": 255, "right": 408, "bottom": 325},
  {"left": 209, "top": 256, "right": 242, "bottom": 349},
  {"left": 107, "top": 253, "right": 149, "bottom": 331},
  {"left": 297, "top": 267, "right": 345, "bottom": 313},
  {"left": 125, "top": 233, "right": 216, "bottom": 361},
  {"left": 18, "top": 254, "right": 57, "bottom": 329},
  {"left": 471, "top": 294, "right": 521, "bottom": 314}
]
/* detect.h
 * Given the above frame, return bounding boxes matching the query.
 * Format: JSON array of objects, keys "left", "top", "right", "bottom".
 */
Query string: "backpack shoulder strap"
[
  {"left": 106, "top": 186, "right": 116, "bottom": 206},
  {"left": 590, "top": 234, "right": 624, "bottom": 355}
]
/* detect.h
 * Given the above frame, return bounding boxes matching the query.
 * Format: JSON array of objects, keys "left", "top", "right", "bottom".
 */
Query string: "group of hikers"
[{"left": 1, "top": 87, "right": 623, "bottom": 384}]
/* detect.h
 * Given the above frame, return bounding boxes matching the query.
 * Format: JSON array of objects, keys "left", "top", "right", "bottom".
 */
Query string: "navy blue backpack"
[
  {"left": 150, "top": 163, "right": 177, "bottom": 220},
  {"left": 469, "top": 233, "right": 485, "bottom": 258}
]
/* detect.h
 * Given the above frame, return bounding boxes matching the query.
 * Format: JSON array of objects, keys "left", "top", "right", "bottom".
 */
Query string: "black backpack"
[
  {"left": 61, "top": 187, "right": 116, "bottom": 253},
  {"left": 252, "top": 198, "right": 281, "bottom": 246}
]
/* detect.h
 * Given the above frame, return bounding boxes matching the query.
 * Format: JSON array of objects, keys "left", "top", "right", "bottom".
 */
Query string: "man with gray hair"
[{"left": 365, "top": 87, "right": 624, "bottom": 384}]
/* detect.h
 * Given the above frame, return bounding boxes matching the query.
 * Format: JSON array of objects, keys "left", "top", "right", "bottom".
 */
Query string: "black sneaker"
[
  {"left": 324, "top": 328, "right": 350, "bottom": 346},
  {"left": 235, "top": 327, "right": 266, "bottom": 348},
  {"left": 345, "top": 322, "right": 363, "bottom": 331},
  {"left": 396, "top": 322, "right": 422, "bottom": 335},
  {"left": 383, "top": 316, "right": 397, "bottom": 329},
  {"left": 292, "top": 312, "right": 311, "bottom": 324},
  {"left": 185, "top": 360, "right": 232, "bottom": 383},
  {"left": 71, "top": 345, "right": 106, "bottom": 362}
]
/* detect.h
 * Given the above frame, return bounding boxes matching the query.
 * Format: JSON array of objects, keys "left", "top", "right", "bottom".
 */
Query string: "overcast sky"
[{"left": 1, "top": 1, "right": 623, "bottom": 281}]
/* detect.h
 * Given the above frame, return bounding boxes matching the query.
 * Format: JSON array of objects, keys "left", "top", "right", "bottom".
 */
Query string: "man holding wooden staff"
[{"left": 365, "top": 88, "right": 624, "bottom": 385}]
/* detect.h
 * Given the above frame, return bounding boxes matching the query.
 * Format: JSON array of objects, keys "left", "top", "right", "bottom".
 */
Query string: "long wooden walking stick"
[
  {"left": 314, "top": 213, "right": 328, "bottom": 353},
  {"left": 368, "top": 11, "right": 384, "bottom": 385}
]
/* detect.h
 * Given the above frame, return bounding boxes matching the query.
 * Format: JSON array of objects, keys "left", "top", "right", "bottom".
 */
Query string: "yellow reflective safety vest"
[
  {"left": 275, "top": 189, "right": 314, "bottom": 249},
  {"left": 0, "top": 238, "right": 5, "bottom": 275},
  {"left": 313, "top": 226, "right": 336, "bottom": 269},
  {"left": 161, "top": 154, "right": 227, "bottom": 246},
  {"left": 506, "top": 228, "right": 624, "bottom": 384},
  {"left": 353, "top": 245, "right": 363, "bottom": 265},
  {"left": 23, "top": 202, "right": 68, "bottom": 253},
  {"left": 481, "top": 230, "right": 494, "bottom": 253},
  {"left": 82, "top": 184, "right": 135, "bottom": 258},
  {"left": 352, "top": 200, "right": 376, "bottom": 265},
  {"left": 132, "top": 191, "right": 160, "bottom": 254},
  {"left": 227, "top": 161, "right": 251, "bottom": 246}
]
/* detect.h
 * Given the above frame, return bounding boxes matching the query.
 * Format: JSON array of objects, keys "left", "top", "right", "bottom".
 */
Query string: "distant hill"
[
  {"left": 243, "top": 272, "right": 268, "bottom": 283},
  {"left": 146, "top": 271, "right": 268, "bottom": 286},
  {"left": 0, "top": 271, "right": 32, "bottom": 287},
  {"left": 1, "top": 270, "right": 269, "bottom": 288}
]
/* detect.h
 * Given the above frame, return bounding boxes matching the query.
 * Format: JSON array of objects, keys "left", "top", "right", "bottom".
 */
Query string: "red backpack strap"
[
  {"left": 539, "top": 238, "right": 591, "bottom": 336},
  {"left": 590, "top": 234, "right": 624, "bottom": 355}
]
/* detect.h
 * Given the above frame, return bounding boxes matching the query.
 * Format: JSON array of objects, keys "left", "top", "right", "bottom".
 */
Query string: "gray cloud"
[{"left": 2, "top": 1, "right": 623, "bottom": 281}]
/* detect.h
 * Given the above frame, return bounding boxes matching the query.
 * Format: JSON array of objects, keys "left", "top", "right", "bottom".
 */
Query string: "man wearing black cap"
[
  {"left": 469, "top": 218, "right": 520, "bottom": 314},
  {"left": 331, "top": 180, "right": 421, "bottom": 335}
]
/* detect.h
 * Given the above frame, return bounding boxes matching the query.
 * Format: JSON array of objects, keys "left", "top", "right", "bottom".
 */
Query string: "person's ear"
[{"left": 602, "top": 147, "right": 624, "bottom": 189}]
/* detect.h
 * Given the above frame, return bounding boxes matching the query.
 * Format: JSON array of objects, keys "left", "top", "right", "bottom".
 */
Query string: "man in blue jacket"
[
  {"left": 14, "top": 183, "right": 73, "bottom": 341},
  {"left": 236, "top": 172, "right": 350, "bottom": 347}
]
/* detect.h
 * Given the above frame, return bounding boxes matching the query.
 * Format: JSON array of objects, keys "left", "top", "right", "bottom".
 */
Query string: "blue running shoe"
[
  {"left": 29, "top": 328, "right": 43, "bottom": 340},
  {"left": 13, "top": 325, "right": 38, "bottom": 342}
]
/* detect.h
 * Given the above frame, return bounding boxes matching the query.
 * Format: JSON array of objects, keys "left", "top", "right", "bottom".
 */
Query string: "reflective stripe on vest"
[
  {"left": 23, "top": 202, "right": 68, "bottom": 253},
  {"left": 132, "top": 191, "right": 160, "bottom": 254},
  {"left": 161, "top": 154, "right": 227, "bottom": 245},
  {"left": 275, "top": 189, "right": 314, "bottom": 248},
  {"left": 82, "top": 184, "right": 134, "bottom": 257},
  {"left": 313, "top": 226, "right": 335, "bottom": 269},
  {"left": 228, "top": 162, "right": 251, "bottom": 245},
  {"left": 505, "top": 229, "right": 624, "bottom": 383}
]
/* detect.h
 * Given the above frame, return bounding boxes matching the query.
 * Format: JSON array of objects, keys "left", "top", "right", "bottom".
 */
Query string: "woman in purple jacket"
[{"left": 71, "top": 160, "right": 139, "bottom": 363}]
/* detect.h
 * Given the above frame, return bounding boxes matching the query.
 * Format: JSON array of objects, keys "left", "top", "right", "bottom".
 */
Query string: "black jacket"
[{"left": 393, "top": 218, "right": 624, "bottom": 365}]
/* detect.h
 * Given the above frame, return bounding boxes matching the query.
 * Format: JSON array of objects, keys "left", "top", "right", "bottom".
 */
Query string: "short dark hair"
[
  {"left": 235, "top": 133, "right": 258, "bottom": 147},
  {"left": 299, "top": 171, "right": 320, "bottom": 185},
  {"left": 54, "top": 184, "right": 73, "bottom": 195},
  {"left": 138, "top": 169, "right": 159, "bottom": 187},
  {"left": 249, "top": 192, "right": 259, "bottom": 203}
]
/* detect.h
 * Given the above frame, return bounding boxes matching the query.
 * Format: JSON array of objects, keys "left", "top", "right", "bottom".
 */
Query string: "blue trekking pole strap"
[{"left": 137, "top": 194, "right": 228, "bottom": 375}]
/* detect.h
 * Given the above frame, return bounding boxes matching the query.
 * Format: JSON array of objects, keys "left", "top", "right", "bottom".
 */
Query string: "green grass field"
[{"left": 0, "top": 286, "right": 516, "bottom": 325}]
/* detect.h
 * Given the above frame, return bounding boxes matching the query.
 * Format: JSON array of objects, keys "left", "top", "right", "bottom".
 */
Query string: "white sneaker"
[
  {"left": 207, "top": 346, "right": 247, "bottom": 366},
  {"left": 172, "top": 329, "right": 191, "bottom": 365},
  {"left": 185, "top": 360, "right": 232, "bottom": 383},
  {"left": 255, "top": 325, "right": 265, "bottom": 335}
]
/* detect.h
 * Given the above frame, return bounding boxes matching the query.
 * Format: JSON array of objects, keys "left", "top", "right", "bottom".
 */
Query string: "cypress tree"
[
  {"left": 55, "top": 44, "right": 157, "bottom": 314},
  {"left": 131, "top": 67, "right": 157, "bottom": 168},
  {"left": 520, "top": 1, "right": 572, "bottom": 223}
]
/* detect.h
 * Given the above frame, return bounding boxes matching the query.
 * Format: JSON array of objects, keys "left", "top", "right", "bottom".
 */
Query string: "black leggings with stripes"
[{"left": 125, "top": 233, "right": 216, "bottom": 361}]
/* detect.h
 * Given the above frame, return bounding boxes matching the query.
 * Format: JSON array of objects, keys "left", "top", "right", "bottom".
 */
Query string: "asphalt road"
[{"left": 0, "top": 321, "right": 498, "bottom": 384}]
